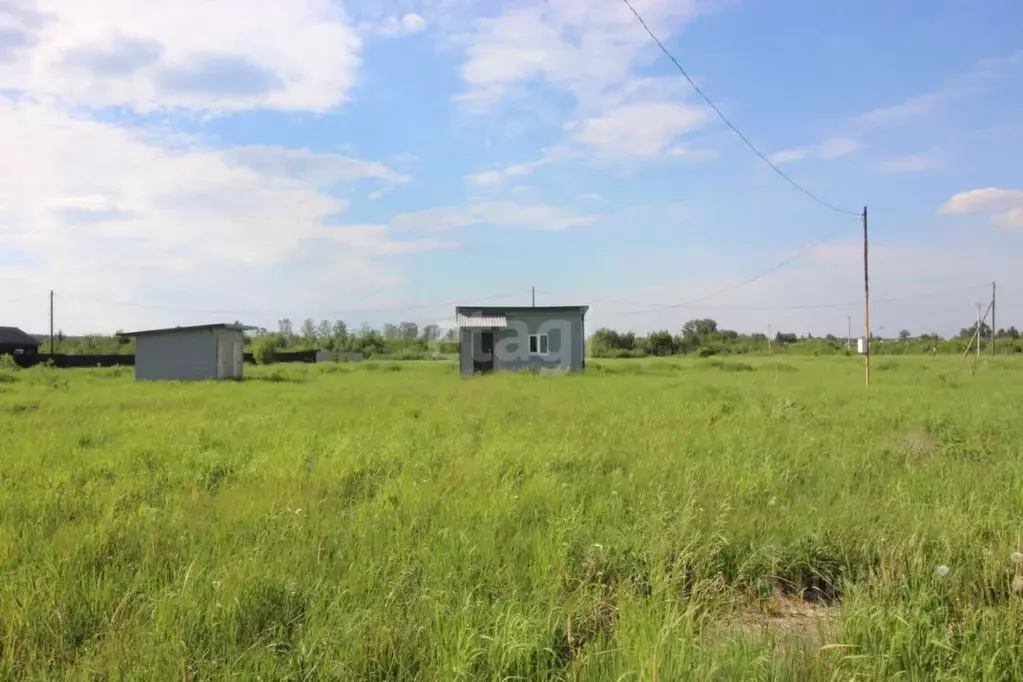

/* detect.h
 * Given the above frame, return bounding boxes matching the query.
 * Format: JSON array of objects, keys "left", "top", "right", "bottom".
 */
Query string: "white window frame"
[{"left": 528, "top": 333, "right": 550, "bottom": 356}]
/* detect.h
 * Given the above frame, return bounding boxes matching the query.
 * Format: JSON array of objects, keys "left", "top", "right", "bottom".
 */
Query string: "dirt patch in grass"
[{"left": 724, "top": 592, "right": 840, "bottom": 648}]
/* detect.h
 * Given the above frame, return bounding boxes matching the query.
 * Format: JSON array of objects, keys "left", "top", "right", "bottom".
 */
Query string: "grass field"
[{"left": 3, "top": 355, "right": 1023, "bottom": 680}]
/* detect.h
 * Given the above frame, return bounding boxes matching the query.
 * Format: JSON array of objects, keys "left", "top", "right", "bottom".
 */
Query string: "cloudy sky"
[{"left": 1, "top": 0, "right": 1021, "bottom": 337}]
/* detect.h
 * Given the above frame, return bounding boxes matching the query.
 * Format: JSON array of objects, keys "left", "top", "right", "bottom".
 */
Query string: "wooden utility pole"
[
  {"left": 768, "top": 324, "right": 772, "bottom": 355},
  {"left": 846, "top": 315, "right": 852, "bottom": 348},
  {"left": 49, "top": 289, "right": 54, "bottom": 355},
  {"left": 991, "top": 282, "right": 996, "bottom": 356},
  {"left": 862, "top": 206, "right": 870, "bottom": 387},
  {"left": 976, "top": 302, "right": 982, "bottom": 358}
]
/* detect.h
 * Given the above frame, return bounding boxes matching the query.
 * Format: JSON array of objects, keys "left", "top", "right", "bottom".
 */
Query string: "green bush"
[{"left": 252, "top": 336, "right": 277, "bottom": 365}]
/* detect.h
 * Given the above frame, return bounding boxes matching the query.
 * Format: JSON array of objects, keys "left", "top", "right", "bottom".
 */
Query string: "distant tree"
[
  {"left": 301, "top": 318, "right": 317, "bottom": 341},
  {"left": 316, "top": 320, "right": 332, "bottom": 340},
  {"left": 898, "top": 329, "right": 911, "bottom": 341},
  {"left": 420, "top": 324, "right": 440, "bottom": 343},
  {"left": 382, "top": 323, "right": 398, "bottom": 340},
  {"left": 647, "top": 330, "right": 676, "bottom": 356},
  {"left": 682, "top": 319, "right": 718, "bottom": 336},
  {"left": 775, "top": 331, "right": 798, "bottom": 344},
  {"left": 278, "top": 319, "right": 293, "bottom": 337},
  {"left": 959, "top": 321, "right": 992, "bottom": 339},
  {"left": 252, "top": 335, "right": 276, "bottom": 364},
  {"left": 329, "top": 320, "right": 349, "bottom": 350},
  {"left": 399, "top": 322, "right": 419, "bottom": 340}
]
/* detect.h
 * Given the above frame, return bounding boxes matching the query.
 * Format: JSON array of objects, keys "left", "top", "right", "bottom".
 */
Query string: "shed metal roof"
[
  {"left": 117, "top": 323, "right": 256, "bottom": 338},
  {"left": 0, "top": 326, "right": 41, "bottom": 347},
  {"left": 455, "top": 305, "right": 589, "bottom": 316},
  {"left": 456, "top": 314, "right": 508, "bottom": 329}
]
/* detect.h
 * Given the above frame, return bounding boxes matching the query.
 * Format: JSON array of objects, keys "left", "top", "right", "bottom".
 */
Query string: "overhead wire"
[
  {"left": 592, "top": 283, "right": 992, "bottom": 316},
  {"left": 589, "top": 225, "right": 849, "bottom": 316},
  {"left": 48, "top": 289, "right": 531, "bottom": 319},
  {"left": 619, "top": 0, "right": 862, "bottom": 218}
]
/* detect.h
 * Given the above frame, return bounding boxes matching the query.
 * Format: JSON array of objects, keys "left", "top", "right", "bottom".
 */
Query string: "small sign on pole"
[{"left": 856, "top": 337, "right": 868, "bottom": 355}]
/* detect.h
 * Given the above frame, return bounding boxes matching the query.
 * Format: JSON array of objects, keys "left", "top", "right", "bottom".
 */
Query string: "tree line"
[
  {"left": 588, "top": 318, "right": 1023, "bottom": 357},
  {"left": 37, "top": 315, "right": 1023, "bottom": 358}
]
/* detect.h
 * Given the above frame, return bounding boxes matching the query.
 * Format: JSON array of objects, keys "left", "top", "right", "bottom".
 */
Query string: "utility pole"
[
  {"left": 49, "top": 289, "right": 54, "bottom": 355},
  {"left": 862, "top": 206, "right": 870, "bottom": 387},
  {"left": 976, "top": 302, "right": 982, "bottom": 358},
  {"left": 767, "top": 324, "right": 772, "bottom": 355},
  {"left": 846, "top": 315, "right": 851, "bottom": 348},
  {"left": 531, "top": 286, "right": 535, "bottom": 307},
  {"left": 991, "top": 282, "right": 996, "bottom": 356}
]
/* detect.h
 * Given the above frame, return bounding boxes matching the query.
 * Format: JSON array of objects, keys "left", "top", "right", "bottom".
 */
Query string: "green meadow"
[{"left": 3, "top": 356, "right": 1023, "bottom": 680}]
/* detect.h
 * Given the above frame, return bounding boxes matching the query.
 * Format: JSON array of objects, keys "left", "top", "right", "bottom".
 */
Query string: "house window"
[{"left": 529, "top": 334, "right": 549, "bottom": 355}]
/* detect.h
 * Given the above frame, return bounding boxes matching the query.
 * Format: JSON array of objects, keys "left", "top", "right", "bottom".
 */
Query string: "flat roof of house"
[
  {"left": 117, "top": 323, "right": 256, "bottom": 338},
  {"left": 0, "top": 326, "right": 41, "bottom": 347},
  {"left": 455, "top": 305, "right": 589, "bottom": 316}
]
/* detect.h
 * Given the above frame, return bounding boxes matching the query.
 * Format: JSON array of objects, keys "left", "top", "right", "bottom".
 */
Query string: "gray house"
[
  {"left": 118, "top": 323, "right": 253, "bottom": 381},
  {"left": 455, "top": 305, "right": 588, "bottom": 376}
]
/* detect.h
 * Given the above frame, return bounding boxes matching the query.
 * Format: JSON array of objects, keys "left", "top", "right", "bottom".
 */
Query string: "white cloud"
[
  {"left": 456, "top": 0, "right": 706, "bottom": 112},
  {"left": 768, "top": 137, "right": 858, "bottom": 164},
  {"left": 0, "top": 97, "right": 443, "bottom": 332},
  {"left": 223, "top": 146, "right": 411, "bottom": 185},
  {"left": 874, "top": 153, "right": 940, "bottom": 174},
  {"left": 0, "top": 0, "right": 361, "bottom": 113},
  {"left": 566, "top": 102, "right": 710, "bottom": 157},
  {"left": 938, "top": 187, "right": 1023, "bottom": 228},
  {"left": 464, "top": 148, "right": 570, "bottom": 186},
  {"left": 818, "top": 137, "right": 857, "bottom": 158},
  {"left": 453, "top": 0, "right": 718, "bottom": 167},
  {"left": 323, "top": 224, "right": 453, "bottom": 255},
  {"left": 371, "top": 12, "right": 428, "bottom": 37},
  {"left": 466, "top": 170, "right": 504, "bottom": 186},
  {"left": 368, "top": 190, "right": 386, "bottom": 201},
  {"left": 390, "top": 201, "right": 598, "bottom": 231}
]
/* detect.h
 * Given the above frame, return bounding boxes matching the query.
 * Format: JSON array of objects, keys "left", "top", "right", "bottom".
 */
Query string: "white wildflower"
[
  {"left": 1013, "top": 576, "right": 1023, "bottom": 594},
  {"left": 1011, "top": 551, "right": 1023, "bottom": 565},
  {"left": 934, "top": 564, "right": 950, "bottom": 578}
]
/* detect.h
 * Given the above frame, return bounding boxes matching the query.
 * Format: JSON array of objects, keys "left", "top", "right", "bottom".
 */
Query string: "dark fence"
[
  {"left": 243, "top": 349, "right": 320, "bottom": 364},
  {"left": 29, "top": 354, "right": 135, "bottom": 368},
  {"left": 12, "top": 349, "right": 322, "bottom": 369}
]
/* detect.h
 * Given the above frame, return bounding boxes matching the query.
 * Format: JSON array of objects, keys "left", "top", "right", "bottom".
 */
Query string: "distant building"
[
  {"left": 0, "top": 326, "right": 41, "bottom": 366},
  {"left": 455, "top": 305, "right": 588, "bottom": 376},
  {"left": 118, "top": 323, "right": 253, "bottom": 381}
]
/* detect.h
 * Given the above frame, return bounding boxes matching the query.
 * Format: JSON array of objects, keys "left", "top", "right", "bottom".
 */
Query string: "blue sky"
[{"left": 1, "top": 0, "right": 1021, "bottom": 337}]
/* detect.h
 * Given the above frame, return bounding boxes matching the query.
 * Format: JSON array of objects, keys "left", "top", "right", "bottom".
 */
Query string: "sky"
[{"left": 1, "top": 0, "right": 1022, "bottom": 338}]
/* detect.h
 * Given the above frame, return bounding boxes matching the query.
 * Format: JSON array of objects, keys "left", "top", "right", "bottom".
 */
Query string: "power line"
[
  {"left": 619, "top": 0, "right": 862, "bottom": 219},
  {"left": 52, "top": 289, "right": 530, "bottom": 318},
  {"left": 596, "top": 225, "right": 848, "bottom": 316},
  {"left": 592, "top": 283, "right": 991, "bottom": 315}
]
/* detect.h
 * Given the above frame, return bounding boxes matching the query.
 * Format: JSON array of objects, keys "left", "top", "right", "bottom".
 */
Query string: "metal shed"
[
  {"left": 455, "top": 305, "right": 589, "bottom": 376},
  {"left": 118, "top": 323, "right": 254, "bottom": 381},
  {"left": 0, "top": 326, "right": 41, "bottom": 366}
]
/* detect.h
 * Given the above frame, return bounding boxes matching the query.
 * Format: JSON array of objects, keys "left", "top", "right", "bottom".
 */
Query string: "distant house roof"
[
  {"left": 455, "top": 305, "right": 589, "bottom": 317},
  {"left": 0, "top": 326, "right": 41, "bottom": 347},
  {"left": 117, "top": 323, "right": 256, "bottom": 338}
]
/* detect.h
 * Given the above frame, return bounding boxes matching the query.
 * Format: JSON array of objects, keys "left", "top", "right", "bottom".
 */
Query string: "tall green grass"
[{"left": 2, "top": 356, "right": 1023, "bottom": 680}]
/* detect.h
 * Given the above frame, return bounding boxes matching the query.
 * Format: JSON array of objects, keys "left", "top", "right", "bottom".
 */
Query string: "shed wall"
[
  {"left": 135, "top": 328, "right": 218, "bottom": 381},
  {"left": 458, "top": 310, "right": 585, "bottom": 375}
]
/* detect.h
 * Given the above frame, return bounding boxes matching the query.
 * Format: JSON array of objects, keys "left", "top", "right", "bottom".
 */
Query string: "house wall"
[
  {"left": 458, "top": 309, "right": 586, "bottom": 375},
  {"left": 135, "top": 328, "right": 218, "bottom": 381}
]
